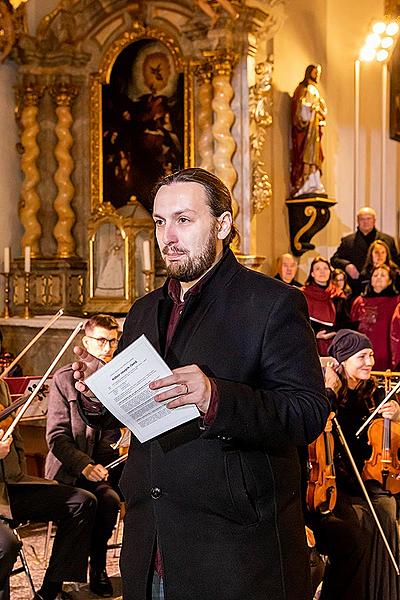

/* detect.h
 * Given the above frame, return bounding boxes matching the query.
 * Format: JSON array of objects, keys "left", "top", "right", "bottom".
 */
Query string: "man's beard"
[{"left": 163, "top": 223, "right": 218, "bottom": 282}]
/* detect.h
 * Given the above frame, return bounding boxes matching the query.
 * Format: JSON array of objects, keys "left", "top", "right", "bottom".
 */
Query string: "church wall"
[
  {"left": 256, "top": 0, "right": 399, "bottom": 283},
  {"left": 1, "top": 0, "right": 399, "bottom": 299}
]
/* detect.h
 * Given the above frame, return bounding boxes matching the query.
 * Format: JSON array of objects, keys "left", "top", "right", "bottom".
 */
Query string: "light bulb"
[
  {"left": 386, "top": 22, "right": 399, "bottom": 36},
  {"left": 360, "top": 46, "right": 376, "bottom": 62},
  {"left": 376, "top": 49, "right": 389, "bottom": 61},
  {"left": 381, "top": 36, "right": 394, "bottom": 48},
  {"left": 366, "top": 33, "right": 381, "bottom": 48},
  {"left": 372, "top": 21, "right": 386, "bottom": 34}
]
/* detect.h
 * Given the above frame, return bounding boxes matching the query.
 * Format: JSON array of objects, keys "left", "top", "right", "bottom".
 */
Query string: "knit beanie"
[{"left": 328, "top": 329, "right": 372, "bottom": 364}]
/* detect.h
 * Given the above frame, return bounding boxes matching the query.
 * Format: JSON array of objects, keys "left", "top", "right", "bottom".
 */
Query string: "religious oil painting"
[{"left": 102, "top": 38, "right": 184, "bottom": 212}]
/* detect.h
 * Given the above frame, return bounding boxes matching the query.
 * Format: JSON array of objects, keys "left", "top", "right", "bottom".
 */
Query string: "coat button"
[{"left": 151, "top": 486, "right": 162, "bottom": 499}]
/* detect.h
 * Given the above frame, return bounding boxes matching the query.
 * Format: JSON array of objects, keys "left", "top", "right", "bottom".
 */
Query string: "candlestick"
[
  {"left": 142, "top": 269, "right": 153, "bottom": 294},
  {"left": 2, "top": 272, "right": 10, "bottom": 319},
  {"left": 24, "top": 246, "right": 31, "bottom": 273},
  {"left": 24, "top": 272, "right": 31, "bottom": 319},
  {"left": 142, "top": 240, "right": 151, "bottom": 272},
  {"left": 4, "top": 247, "right": 10, "bottom": 274}
]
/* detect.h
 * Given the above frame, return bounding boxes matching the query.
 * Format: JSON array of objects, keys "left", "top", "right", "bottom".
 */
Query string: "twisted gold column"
[
  {"left": 196, "top": 64, "right": 214, "bottom": 172},
  {"left": 50, "top": 82, "right": 78, "bottom": 258},
  {"left": 211, "top": 54, "right": 238, "bottom": 220},
  {"left": 18, "top": 84, "right": 43, "bottom": 257}
]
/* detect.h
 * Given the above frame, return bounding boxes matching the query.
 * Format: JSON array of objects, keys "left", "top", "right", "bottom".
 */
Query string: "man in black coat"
[
  {"left": 274, "top": 252, "right": 302, "bottom": 287},
  {"left": 330, "top": 206, "right": 399, "bottom": 295},
  {"left": 73, "top": 168, "right": 329, "bottom": 600}
]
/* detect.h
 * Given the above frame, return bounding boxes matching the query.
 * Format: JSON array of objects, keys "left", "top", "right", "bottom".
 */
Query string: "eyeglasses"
[{"left": 85, "top": 335, "right": 119, "bottom": 349}]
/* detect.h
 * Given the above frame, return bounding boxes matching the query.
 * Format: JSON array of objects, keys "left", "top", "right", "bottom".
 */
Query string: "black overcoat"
[
  {"left": 331, "top": 229, "right": 399, "bottom": 275},
  {"left": 82, "top": 250, "right": 329, "bottom": 600}
]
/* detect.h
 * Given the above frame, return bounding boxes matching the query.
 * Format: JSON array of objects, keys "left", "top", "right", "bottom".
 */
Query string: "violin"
[
  {"left": 362, "top": 416, "right": 400, "bottom": 494},
  {"left": 362, "top": 373, "right": 400, "bottom": 494},
  {"left": 0, "top": 394, "right": 32, "bottom": 431},
  {"left": 306, "top": 412, "right": 337, "bottom": 513},
  {"left": 0, "top": 402, "right": 14, "bottom": 432}
]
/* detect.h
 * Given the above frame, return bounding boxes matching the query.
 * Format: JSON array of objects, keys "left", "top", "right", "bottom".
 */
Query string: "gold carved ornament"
[
  {"left": 293, "top": 206, "right": 318, "bottom": 252},
  {"left": 0, "top": 1, "right": 26, "bottom": 63},
  {"left": 249, "top": 60, "right": 273, "bottom": 214}
]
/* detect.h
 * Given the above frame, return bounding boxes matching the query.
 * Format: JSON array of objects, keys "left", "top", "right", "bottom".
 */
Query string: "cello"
[{"left": 306, "top": 411, "right": 337, "bottom": 513}]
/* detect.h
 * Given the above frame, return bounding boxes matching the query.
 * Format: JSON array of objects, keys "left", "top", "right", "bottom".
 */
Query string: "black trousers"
[
  {"left": 0, "top": 521, "right": 21, "bottom": 600},
  {"left": 75, "top": 475, "right": 121, "bottom": 571},
  {"left": 1, "top": 482, "right": 96, "bottom": 598}
]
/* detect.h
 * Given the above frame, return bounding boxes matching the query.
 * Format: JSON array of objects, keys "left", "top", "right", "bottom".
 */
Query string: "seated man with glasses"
[{"left": 45, "top": 314, "right": 124, "bottom": 598}]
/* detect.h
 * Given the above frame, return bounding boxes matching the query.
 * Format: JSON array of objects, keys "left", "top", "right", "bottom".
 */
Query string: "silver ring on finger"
[{"left": 181, "top": 383, "right": 189, "bottom": 395}]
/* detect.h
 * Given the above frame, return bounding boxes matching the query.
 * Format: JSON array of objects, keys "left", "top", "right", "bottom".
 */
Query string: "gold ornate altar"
[{"left": 0, "top": 0, "right": 284, "bottom": 316}]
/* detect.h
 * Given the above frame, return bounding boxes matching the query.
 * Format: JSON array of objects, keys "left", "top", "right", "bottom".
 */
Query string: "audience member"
[
  {"left": 301, "top": 256, "right": 348, "bottom": 356},
  {"left": 45, "top": 314, "right": 123, "bottom": 598},
  {"left": 331, "top": 207, "right": 399, "bottom": 295},
  {"left": 359, "top": 239, "right": 400, "bottom": 293},
  {"left": 274, "top": 253, "right": 302, "bottom": 287},
  {"left": 350, "top": 265, "right": 400, "bottom": 370},
  {"left": 331, "top": 268, "right": 352, "bottom": 299}
]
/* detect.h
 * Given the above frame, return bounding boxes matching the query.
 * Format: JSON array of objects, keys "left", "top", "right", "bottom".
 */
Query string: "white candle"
[
  {"left": 4, "top": 247, "right": 10, "bottom": 273},
  {"left": 24, "top": 246, "right": 31, "bottom": 273},
  {"left": 142, "top": 240, "right": 151, "bottom": 271}
]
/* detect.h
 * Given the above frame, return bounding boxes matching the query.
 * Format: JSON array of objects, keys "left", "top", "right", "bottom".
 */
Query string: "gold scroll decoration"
[{"left": 293, "top": 206, "right": 317, "bottom": 252}]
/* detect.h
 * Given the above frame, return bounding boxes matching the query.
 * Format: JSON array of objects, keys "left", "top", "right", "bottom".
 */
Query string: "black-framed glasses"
[{"left": 85, "top": 335, "right": 119, "bottom": 349}]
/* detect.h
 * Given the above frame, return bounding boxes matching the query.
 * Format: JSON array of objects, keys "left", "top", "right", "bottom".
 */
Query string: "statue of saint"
[{"left": 290, "top": 64, "right": 327, "bottom": 197}]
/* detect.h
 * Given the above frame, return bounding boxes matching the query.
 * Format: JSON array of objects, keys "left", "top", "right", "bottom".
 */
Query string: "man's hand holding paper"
[
  {"left": 80, "top": 335, "right": 200, "bottom": 442},
  {"left": 149, "top": 364, "right": 211, "bottom": 413}
]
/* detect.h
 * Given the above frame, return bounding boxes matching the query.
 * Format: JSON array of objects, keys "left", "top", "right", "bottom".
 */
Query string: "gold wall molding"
[{"left": 50, "top": 80, "right": 79, "bottom": 258}]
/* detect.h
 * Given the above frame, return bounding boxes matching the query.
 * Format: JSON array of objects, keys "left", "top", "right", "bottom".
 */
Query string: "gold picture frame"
[
  {"left": 90, "top": 22, "right": 194, "bottom": 214},
  {"left": 85, "top": 204, "right": 154, "bottom": 315}
]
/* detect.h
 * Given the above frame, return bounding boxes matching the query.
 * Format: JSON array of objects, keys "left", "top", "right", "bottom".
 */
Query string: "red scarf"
[{"left": 301, "top": 282, "right": 344, "bottom": 324}]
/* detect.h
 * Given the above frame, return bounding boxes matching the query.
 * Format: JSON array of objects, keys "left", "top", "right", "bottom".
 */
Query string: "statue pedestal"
[{"left": 285, "top": 195, "right": 336, "bottom": 256}]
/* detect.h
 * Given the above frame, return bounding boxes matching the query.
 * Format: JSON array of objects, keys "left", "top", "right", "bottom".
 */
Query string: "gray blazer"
[
  {"left": 45, "top": 365, "right": 119, "bottom": 485},
  {"left": 45, "top": 365, "right": 97, "bottom": 484}
]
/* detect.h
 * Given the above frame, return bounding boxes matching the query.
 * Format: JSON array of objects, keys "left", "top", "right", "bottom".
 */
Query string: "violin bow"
[
  {"left": 2, "top": 321, "right": 84, "bottom": 441},
  {"left": 333, "top": 415, "right": 400, "bottom": 575},
  {"left": 355, "top": 379, "right": 400, "bottom": 438},
  {"left": 0, "top": 309, "right": 64, "bottom": 378},
  {"left": 105, "top": 453, "right": 128, "bottom": 470}
]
